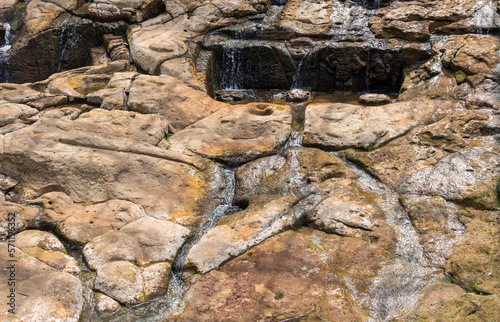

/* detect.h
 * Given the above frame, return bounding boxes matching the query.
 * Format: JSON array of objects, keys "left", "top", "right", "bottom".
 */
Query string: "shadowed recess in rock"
[{"left": 208, "top": 41, "right": 404, "bottom": 95}]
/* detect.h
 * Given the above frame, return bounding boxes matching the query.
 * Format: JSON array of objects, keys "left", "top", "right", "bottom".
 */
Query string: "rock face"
[
  {"left": 303, "top": 99, "right": 455, "bottom": 150},
  {"left": 0, "top": 0, "right": 499, "bottom": 321},
  {"left": 168, "top": 103, "right": 292, "bottom": 165},
  {"left": 181, "top": 229, "right": 367, "bottom": 321},
  {"left": 0, "top": 234, "right": 83, "bottom": 321}
]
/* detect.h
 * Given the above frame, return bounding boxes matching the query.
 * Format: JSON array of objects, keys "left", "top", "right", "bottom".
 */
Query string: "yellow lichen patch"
[{"left": 215, "top": 287, "right": 233, "bottom": 299}]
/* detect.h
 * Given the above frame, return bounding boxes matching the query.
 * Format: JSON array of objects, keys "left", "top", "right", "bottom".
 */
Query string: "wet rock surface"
[{"left": 0, "top": 0, "right": 499, "bottom": 321}]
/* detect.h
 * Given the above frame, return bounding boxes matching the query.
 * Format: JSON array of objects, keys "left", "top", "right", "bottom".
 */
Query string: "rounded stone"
[
  {"left": 358, "top": 93, "right": 392, "bottom": 105},
  {"left": 286, "top": 89, "right": 311, "bottom": 102}
]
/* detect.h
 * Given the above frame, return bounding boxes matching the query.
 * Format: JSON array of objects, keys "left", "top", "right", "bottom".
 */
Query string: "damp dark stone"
[{"left": 207, "top": 41, "right": 405, "bottom": 96}]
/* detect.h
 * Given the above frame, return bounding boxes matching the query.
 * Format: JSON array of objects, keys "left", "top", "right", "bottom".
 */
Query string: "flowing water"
[
  {"left": 471, "top": 0, "right": 499, "bottom": 35},
  {"left": 162, "top": 167, "right": 240, "bottom": 317},
  {"left": 107, "top": 167, "right": 240, "bottom": 321},
  {"left": 0, "top": 22, "right": 12, "bottom": 82},
  {"left": 219, "top": 43, "right": 244, "bottom": 90},
  {"left": 57, "top": 19, "right": 82, "bottom": 73},
  {"left": 333, "top": 157, "right": 443, "bottom": 320}
]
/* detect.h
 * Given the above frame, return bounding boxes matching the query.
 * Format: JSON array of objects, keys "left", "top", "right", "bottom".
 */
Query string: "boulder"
[
  {"left": 168, "top": 103, "right": 291, "bottom": 165},
  {"left": 0, "top": 103, "right": 38, "bottom": 127},
  {"left": 303, "top": 100, "right": 453, "bottom": 150},
  {"left": 181, "top": 229, "right": 366, "bottom": 321},
  {"left": 84, "top": 217, "right": 191, "bottom": 304},
  {"left": 285, "top": 89, "right": 311, "bottom": 102},
  {"left": 0, "top": 109, "right": 218, "bottom": 226},
  {"left": 128, "top": 75, "right": 224, "bottom": 130},
  {"left": 15, "top": 230, "right": 80, "bottom": 274},
  {"left": 0, "top": 242, "right": 83, "bottom": 321},
  {"left": 275, "top": 0, "right": 333, "bottom": 37},
  {"left": 83, "top": 216, "right": 191, "bottom": 270},
  {"left": 30, "top": 191, "right": 147, "bottom": 245},
  {"left": 358, "top": 93, "right": 391, "bottom": 105}
]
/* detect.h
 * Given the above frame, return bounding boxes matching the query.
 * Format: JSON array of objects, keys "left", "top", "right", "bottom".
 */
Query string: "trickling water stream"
[
  {"left": 108, "top": 167, "right": 241, "bottom": 321},
  {"left": 0, "top": 22, "right": 12, "bottom": 82},
  {"left": 335, "top": 157, "right": 441, "bottom": 320},
  {"left": 57, "top": 19, "right": 83, "bottom": 73},
  {"left": 163, "top": 167, "right": 241, "bottom": 317}
]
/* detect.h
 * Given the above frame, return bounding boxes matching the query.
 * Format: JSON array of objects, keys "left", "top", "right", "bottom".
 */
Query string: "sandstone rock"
[
  {"left": 358, "top": 93, "right": 391, "bottom": 105},
  {"left": 24, "top": 0, "right": 80, "bottom": 37},
  {"left": 185, "top": 196, "right": 298, "bottom": 274},
  {"left": 142, "top": 262, "right": 170, "bottom": 298},
  {"left": 87, "top": 88, "right": 127, "bottom": 109},
  {"left": 89, "top": 0, "right": 163, "bottom": 22},
  {"left": 428, "top": 0, "right": 476, "bottom": 22},
  {"left": 95, "top": 292, "right": 121, "bottom": 314},
  {"left": 83, "top": 216, "right": 190, "bottom": 270},
  {"left": 436, "top": 34, "right": 500, "bottom": 85},
  {"left": 185, "top": 148, "right": 369, "bottom": 275},
  {"left": 0, "top": 83, "right": 44, "bottom": 104},
  {"left": 400, "top": 195, "right": 466, "bottom": 268},
  {"left": 103, "top": 34, "right": 130, "bottom": 61},
  {"left": 30, "top": 191, "right": 147, "bottom": 245},
  {"left": 285, "top": 88, "right": 311, "bottom": 102},
  {"left": 406, "top": 284, "right": 500, "bottom": 321},
  {"left": 128, "top": 75, "right": 224, "bottom": 130},
  {"left": 446, "top": 209, "right": 500, "bottom": 295},
  {"left": 168, "top": 103, "right": 291, "bottom": 165},
  {"left": 95, "top": 261, "right": 144, "bottom": 304},
  {"left": 0, "top": 109, "right": 217, "bottom": 224},
  {"left": 339, "top": 104, "right": 495, "bottom": 192},
  {"left": 0, "top": 103, "right": 38, "bottom": 127},
  {"left": 214, "top": 90, "right": 247, "bottom": 102},
  {"left": 159, "top": 57, "right": 195, "bottom": 82},
  {"left": 47, "top": 72, "right": 113, "bottom": 100},
  {"left": 128, "top": 17, "right": 191, "bottom": 74},
  {"left": 0, "top": 201, "right": 40, "bottom": 238},
  {"left": 85, "top": 217, "right": 189, "bottom": 304},
  {"left": 15, "top": 230, "right": 80, "bottom": 274},
  {"left": 0, "top": 243, "right": 83, "bottom": 321},
  {"left": 211, "top": 0, "right": 269, "bottom": 18},
  {"left": 26, "top": 95, "right": 69, "bottom": 110},
  {"left": 181, "top": 229, "right": 366, "bottom": 321},
  {"left": 303, "top": 100, "right": 450, "bottom": 150},
  {"left": 234, "top": 154, "right": 287, "bottom": 201},
  {"left": 308, "top": 198, "right": 381, "bottom": 237},
  {"left": 398, "top": 147, "right": 500, "bottom": 203},
  {"left": 382, "top": 20, "right": 430, "bottom": 41},
  {"left": 37, "top": 107, "right": 82, "bottom": 120},
  {"left": 0, "top": 0, "right": 18, "bottom": 16},
  {"left": 275, "top": 0, "right": 333, "bottom": 37}
]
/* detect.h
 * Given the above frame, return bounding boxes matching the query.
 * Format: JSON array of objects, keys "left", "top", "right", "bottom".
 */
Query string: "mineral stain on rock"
[{"left": 0, "top": 0, "right": 499, "bottom": 321}]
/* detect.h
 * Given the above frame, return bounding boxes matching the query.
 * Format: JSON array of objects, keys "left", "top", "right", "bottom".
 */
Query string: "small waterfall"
[
  {"left": 219, "top": 43, "right": 244, "bottom": 90},
  {"left": 290, "top": 47, "right": 315, "bottom": 90},
  {"left": 290, "top": 57, "right": 307, "bottom": 90},
  {"left": 0, "top": 22, "right": 12, "bottom": 83},
  {"left": 57, "top": 19, "right": 82, "bottom": 73},
  {"left": 280, "top": 101, "right": 308, "bottom": 152}
]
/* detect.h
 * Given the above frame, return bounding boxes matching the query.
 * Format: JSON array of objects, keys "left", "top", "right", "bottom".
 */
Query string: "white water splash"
[
  {"left": 471, "top": 0, "right": 500, "bottom": 34},
  {"left": 0, "top": 22, "right": 11, "bottom": 82}
]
